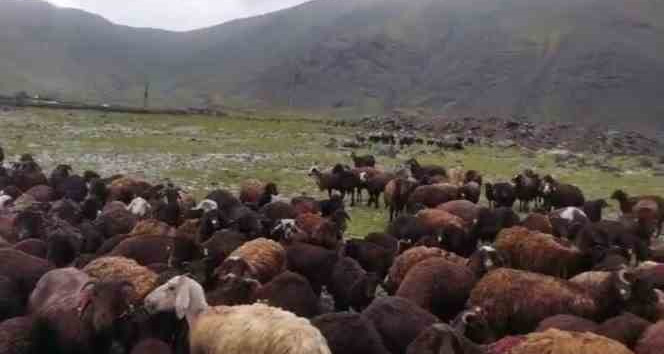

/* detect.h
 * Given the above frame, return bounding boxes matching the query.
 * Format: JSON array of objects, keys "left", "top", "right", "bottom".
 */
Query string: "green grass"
[{"left": 2, "top": 107, "right": 664, "bottom": 237}]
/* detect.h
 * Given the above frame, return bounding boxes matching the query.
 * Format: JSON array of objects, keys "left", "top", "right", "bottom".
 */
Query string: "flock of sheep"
[{"left": 2, "top": 144, "right": 664, "bottom": 354}]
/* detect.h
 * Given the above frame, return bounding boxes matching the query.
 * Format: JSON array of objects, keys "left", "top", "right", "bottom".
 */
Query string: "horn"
[{"left": 617, "top": 269, "right": 630, "bottom": 285}]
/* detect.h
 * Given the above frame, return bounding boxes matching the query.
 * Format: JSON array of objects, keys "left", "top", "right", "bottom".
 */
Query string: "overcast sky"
[{"left": 46, "top": 0, "right": 311, "bottom": 31}]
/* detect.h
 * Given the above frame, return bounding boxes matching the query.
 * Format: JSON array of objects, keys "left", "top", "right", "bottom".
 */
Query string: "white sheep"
[
  {"left": 144, "top": 275, "right": 331, "bottom": 354},
  {"left": 126, "top": 197, "right": 152, "bottom": 217}
]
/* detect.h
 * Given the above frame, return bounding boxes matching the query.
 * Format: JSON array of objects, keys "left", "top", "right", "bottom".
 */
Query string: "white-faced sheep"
[
  {"left": 144, "top": 275, "right": 331, "bottom": 354},
  {"left": 127, "top": 196, "right": 152, "bottom": 218}
]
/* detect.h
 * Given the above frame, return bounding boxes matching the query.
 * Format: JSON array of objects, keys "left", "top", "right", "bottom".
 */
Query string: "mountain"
[{"left": 1, "top": 0, "right": 664, "bottom": 129}]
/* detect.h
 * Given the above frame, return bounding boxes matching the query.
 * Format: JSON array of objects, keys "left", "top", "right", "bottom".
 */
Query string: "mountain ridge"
[{"left": 1, "top": 0, "right": 663, "bottom": 129}]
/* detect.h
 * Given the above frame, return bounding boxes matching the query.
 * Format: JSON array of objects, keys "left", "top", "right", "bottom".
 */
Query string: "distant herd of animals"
[{"left": 2, "top": 143, "right": 664, "bottom": 354}]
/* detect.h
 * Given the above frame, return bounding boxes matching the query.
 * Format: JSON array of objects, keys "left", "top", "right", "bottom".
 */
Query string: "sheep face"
[
  {"left": 192, "top": 199, "right": 218, "bottom": 213},
  {"left": 308, "top": 166, "right": 321, "bottom": 177},
  {"left": 216, "top": 257, "right": 256, "bottom": 282},
  {"left": 272, "top": 219, "right": 299, "bottom": 240},
  {"left": 615, "top": 269, "right": 635, "bottom": 301},
  {"left": 79, "top": 281, "right": 135, "bottom": 333},
  {"left": 144, "top": 275, "right": 191, "bottom": 317},
  {"left": 127, "top": 197, "right": 151, "bottom": 217},
  {"left": 0, "top": 195, "right": 12, "bottom": 209}
]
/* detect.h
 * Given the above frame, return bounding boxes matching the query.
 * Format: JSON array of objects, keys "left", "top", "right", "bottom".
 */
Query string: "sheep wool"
[
  {"left": 508, "top": 329, "right": 633, "bottom": 354},
  {"left": 190, "top": 303, "right": 331, "bottom": 354},
  {"left": 227, "top": 238, "right": 287, "bottom": 283},
  {"left": 83, "top": 256, "right": 158, "bottom": 300}
]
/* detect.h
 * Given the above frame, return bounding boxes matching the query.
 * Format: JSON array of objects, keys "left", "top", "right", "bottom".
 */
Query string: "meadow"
[{"left": 1, "top": 107, "right": 663, "bottom": 237}]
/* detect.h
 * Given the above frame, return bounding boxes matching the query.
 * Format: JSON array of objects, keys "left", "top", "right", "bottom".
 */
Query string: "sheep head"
[
  {"left": 145, "top": 275, "right": 207, "bottom": 320},
  {"left": 78, "top": 280, "right": 135, "bottom": 333}
]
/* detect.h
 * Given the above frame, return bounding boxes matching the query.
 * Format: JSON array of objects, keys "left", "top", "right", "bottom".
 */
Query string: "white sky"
[{"left": 45, "top": 0, "right": 311, "bottom": 31}]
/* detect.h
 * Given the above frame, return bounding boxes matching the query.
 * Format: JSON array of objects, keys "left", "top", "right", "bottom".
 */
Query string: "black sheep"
[
  {"left": 286, "top": 242, "right": 338, "bottom": 295},
  {"left": 350, "top": 151, "right": 376, "bottom": 168},
  {"left": 312, "top": 313, "right": 390, "bottom": 354},
  {"left": 473, "top": 207, "right": 520, "bottom": 244},
  {"left": 488, "top": 182, "right": 516, "bottom": 208},
  {"left": 328, "top": 257, "right": 379, "bottom": 311},
  {"left": 583, "top": 199, "right": 609, "bottom": 223},
  {"left": 512, "top": 172, "right": 541, "bottom": 212},
  {"left": 541, "top": 176, "right": 585, "bottom": 211}
]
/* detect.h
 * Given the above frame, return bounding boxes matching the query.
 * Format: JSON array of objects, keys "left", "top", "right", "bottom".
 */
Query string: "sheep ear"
[{"left": 175, "top": 283, "right": 191, "bottom": 320}]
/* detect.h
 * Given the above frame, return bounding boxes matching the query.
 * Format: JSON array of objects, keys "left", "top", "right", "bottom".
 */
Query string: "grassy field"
[{"left": 1, "top": 107, "right": 664, "bottom": 237}]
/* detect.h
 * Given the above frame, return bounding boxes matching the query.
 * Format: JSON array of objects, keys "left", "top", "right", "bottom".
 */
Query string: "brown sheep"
[
  {"left": 521, "top": 213, "right": 554, "bottom": 234},
  {"left": 95, "top": 203, "right": 138, "bottom": 239},
  {"left": 239, "top": 179, "right": 265, "bottom": 204},
  {"left": 407, "top": 184, "right": 460, "bottom": 213},
  {"left": 83, "top": 256, "right": 158, "bottom": 301},
  {"left": 596, "top": 313, "right": 651, "bottom": 349},
  {"left": 0, "top": 316, "right": 33, "bottom": 354},
  {"left": 437, "top": 200, "right": 481, "bottom": 226},
  {"left": 611, "top": 189, "right": 664, "bottom": 236},
  {"left": 0, "top": 249, "right": 53, "bottom": 308},
  {"left": 107, "top": 235, "right": 174, "bottom": 266},
  {"left": 129, "top": 219, "right": 174, "bottom": 237},
  {"left": 494, "top": 227, "right": 586, "bottom": 278},
  {"left": 24, "top": 185, "right": 55, "bottom": 203},
  {"left": 296, "top": 212, "right": 325, "bottom": 236},
  {"left": 362, "top": 296, "right": 440, "bottom": 354},
  {"left": 396, "top": 257, "right": 476, "bottom": 320},
  {"left": 535, "top": 314, "right": 599, "bottom": 334},
  {"left": 361, "top": 171, "right": 394, "bottom": 209},
  {"left": 507, "top": 329, "right": 633, "bottom": 354},
  {"left": 108, "top": 177, "right": 152, "bottom": 204},
  {"left": 384, "top": 246, "right": 467, "bottom": 295},
  {"left": 286, "top": 242, "right": 339, "bottom": 295},
  {"left": 416, "top": 208, "right": 476, "bottom": 257},
  {"left": 634, "top": 320, "right": 664, "bottom": 354},
  {"left": 468, "top": 268, "right": 599, "bottom": 336},
  {"left": 216, "top": 238, "right": 286, "bottom": 284}
]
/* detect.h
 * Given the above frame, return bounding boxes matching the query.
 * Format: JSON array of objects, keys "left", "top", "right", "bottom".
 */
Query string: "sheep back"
[
  {"left": 508, "top": 329, "right": 633, "bottom": 354},
  {"left": 225, "top": 238, "right": 286, "bottom": 283},
  {"left": 385, "top": 246, "right": 465, "bottom": 294},
  {"left": 312, "top": 313, "right": 389, "bottom": 354},
  {"left": 495, "top": 227, "right": 585, "bottom": 278},
  {"left": 634, "top": 320, "right": 664, "bottom": 354},
  {"left": 396, "top": 257, "right": 476, "bottom": 320},
  {"left": 190, "top": 303, "right": 331, "bottom": 354},
  {"left": 83, "top": 256, "right": 157, "bottom": 300},
  {"left": 469, "top": 268, "right": 597, "bottom": 336}
]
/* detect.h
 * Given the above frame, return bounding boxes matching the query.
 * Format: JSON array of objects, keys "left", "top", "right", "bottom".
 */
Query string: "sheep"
[
  {"left": 611, "top": 191, "right": 664, "bottom": 235},
  {"left": 576, "top": 220, "right": 644, "bottom": 264},
  {"left": 469, "top": 269, "right": 597, "bottom": 336},
  {"left": 239, "top": 179, "right": 265, "bottom": 205},
  {"left": 362, "top": 296, "right": 440, "bottom": 354},
  {"left": 56, "top": 175, "right": 88, "bottom": 203},
  {"left": 344, "top": 239, "right": 393, "bottom": 279},
  {"left": 512, "top": 172, "right": 541, "bottom": 212},
  {"left": 0, "top": 316, "right": 34, "bottom": 354},
  {"left": 0, "top": 249, "right": 53, "bottom": 309},
  {"left": 405, "top": 158, "right": 447, "bottom": 181},
  {"left": 0, "top": 276, "right": 22, "bottom": 322},
  {"left": 521, "top": 213, "right": 554, "bottom": 234},
  {"left": 416, "top": 208, "right": 476, "bottom": 257},
  {"left": 406, "top": 323, "right": 485, "bottom": 354},
  {"left": 253, "top": 271, "right": 320, "bottom": 318},
  {"left": 127, "top": 197, "right": 152, "bottom": 218},
  {"left": 541, "top": 176, "right": 586, "bottom": 211},
  {"left": 144, "top": 275, "right": 331, "bottom": 354},
  {"left": 13, "top": 239, "right": 47, "bottom": 259},
  {"left": 437, "top": 200, "right": 481, "bottom": 227},
  {"left": 384, "top": 246, "right": 467, "bottom": 295},
  {"left": 361, "top": 171, "right": 394, "bottom": 208},
  {"left": 461, "top": 181, "right": 482, "bottom": 204},
  {"left": 350, "top": 151, "right": 376, "bottom": 168},
  {"left": 387, "top": 177, "right": 419, "bottom": 221},
  {"left": 94, "top": 203, "right": 138, "bottom": 239},
  {"left": 487, "top": 182, "right": 517, "bottom": 208},
  {"left": 0, "top": 194, "right": 12, "bottom": 210},
  {"left": 286, "top": 243, "right": 339, "bottom": 295},
  {"left": 494, "top": 227, "right": 586, "bottom": 278},
  {"left": 153, "top": 186, "right": 181, "bottom": 227},
  {"left": 584, "top": 199, "right": 609, "bottom": 223},
  {"left": 328, "top": 257, "right": 379, "bottom": 311},
  {"left": 570, "top": 270, "right": 659, "bottom": 321},
  {"left": 535, "top": 314, "right": 599, "bottom": 333},
  {"left": 549, "top": 207, "right": 590, "bottom": 240},
  {"left": 596, "top": 313, "right": 651, "bottom": 349},
  {"left": 29, "top": 269, "right": 136, "bottom": 354},
  {"left": 260, "top": 201, "right": 297, "bottom": 233},
  {"left": 473, "top": 206, "right": 521, "bottom": 244},
  {"left": 215, "top": 238, "right": 286, "bottom": 284},
  {"left": 634, "top": 320, "right": 664, "bottom": 354},
  {"left": 108, "top": 235, "right": 174, "bottom": 266},
  {"left": 407, "top": 184, "right": 460, "bottom": 213},
  {"left": 292, "top": 195, "right": 321, "bottom": 215},
  {"left": 312, "top": 313, "right": 390, "bottom": 354},
  {"left": 309, "top": 166, "right": 342, "bottom": 199},
  {"left": 130, "top": 339, "right": 172, "bottom": 354},
  {"left": 83, "top": 256, "right": 158, "bottom": 300},
  {"left": 503, "top": 329, "right": 633, "bottom": 354},
  {"left": 396, "top": 257, "right": 477, "bottom": 320},
  {"left": 365, "top": 232, "right": 399, "bottom": 255}
]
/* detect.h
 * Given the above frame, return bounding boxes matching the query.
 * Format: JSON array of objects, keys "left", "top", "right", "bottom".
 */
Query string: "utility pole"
[{"left": 143, "top": 81, "right": 150, "bottom": 108}]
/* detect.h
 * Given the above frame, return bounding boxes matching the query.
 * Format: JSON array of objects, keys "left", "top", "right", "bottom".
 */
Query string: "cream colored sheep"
[{"left": 144, "top": 275, "right": 331, "bottom": 354}]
